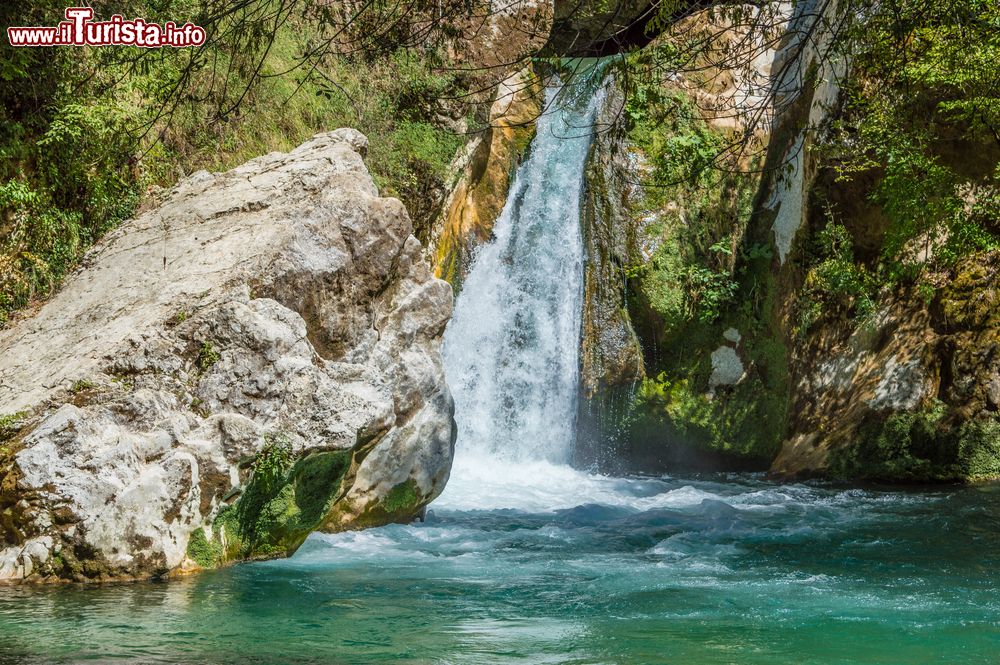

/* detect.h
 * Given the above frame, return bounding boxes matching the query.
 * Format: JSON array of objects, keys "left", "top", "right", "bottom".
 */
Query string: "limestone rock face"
[
  {"left": 573, "top": 7, "right": 791, "bottom": 471},
  {"left": 452, "top": 0, "right": 552, "bottom": 74},
  {"left": 774, "top": 252, "right": 1000, "bottom": 481},
  {"left": 0, "top": 129, "right": 455, "bottom": 583},
  {"left": 774, "top": 301, "right": 940, "bottom": 477}
]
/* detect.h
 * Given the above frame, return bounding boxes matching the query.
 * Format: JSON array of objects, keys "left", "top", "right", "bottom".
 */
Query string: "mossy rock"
[
  {"left": 191, "top": 449, "right": 354, "bottom": 567},
  {"left": 937, "top": 252, "right": 1000, "bottom": 330},
  {"left": 185, "top": 527, "right": 224, "bottom": 569},
  {"left": 828, "top": 405, "right": 1000, "bottom": 483},
  {"left": 331, "top": 479, "right": 427, "bottom": 531},
  {"left": 616, "top": 235, "right": 791, "bottom": 471}
]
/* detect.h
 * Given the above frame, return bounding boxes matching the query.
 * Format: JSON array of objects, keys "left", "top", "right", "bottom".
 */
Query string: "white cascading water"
[{"left": 436, "top": 74, "right": 607, "bottom": 510}]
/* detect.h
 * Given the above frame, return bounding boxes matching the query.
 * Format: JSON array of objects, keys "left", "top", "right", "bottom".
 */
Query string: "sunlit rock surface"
[
  {"left": 432, "top": 68, "right": 543, "bottom": 288},
  {"left": 0, "top": 130, "right": 455, "bottom": 583}
]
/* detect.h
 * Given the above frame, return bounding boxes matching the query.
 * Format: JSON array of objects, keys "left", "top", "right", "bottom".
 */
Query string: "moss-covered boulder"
[{"left": 576, "top": 7, "right": 794, "bottom": 471}]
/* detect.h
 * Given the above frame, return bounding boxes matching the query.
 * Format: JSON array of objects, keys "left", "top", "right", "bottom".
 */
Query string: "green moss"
[
  {"left": 628, "top": 363, "right": 785, "bottom": 465},
  {"left": 48, "top": 551, "right": 66, "bottom": 576},
  {"left": 380, "top": 479, "right": 422, "bottom": 515},
  {"left": 339, "top": 478, "right": 426, "bottom": 531},
  {"left": 290, "top": 450, "right": 353, "bottom": 527},
  {"left": 828, "top": 404, "right": 1000, "bottom": 482},
  {"left": 956, "top": 419, "right": 1000, "bottom": 481},
  {"left": 438, "top": 248, "right": 462, "bottom": 294},
  {"left": 185, "top": 527, "right": 224, "bottom": 568},
  {"left": 0, "top": 412, "right": 28, "bottom": 444},
  {"left": 198, "top": 448, "right": 353, "bottom": 566},
  {"left": 69, "top": 379, "right": 94, "bottom": 394}
]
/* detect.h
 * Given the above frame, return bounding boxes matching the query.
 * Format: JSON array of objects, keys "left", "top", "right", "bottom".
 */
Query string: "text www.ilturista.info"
[{"left": 8, "top": 7, "right": 206, "bottom": 48}]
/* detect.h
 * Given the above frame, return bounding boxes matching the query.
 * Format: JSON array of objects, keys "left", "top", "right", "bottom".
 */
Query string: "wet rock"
[
  {"left": 432, "top": 67, "right": 543, "bottom": 288},
  {"left": 579, "top": 77, "right": 645, "bottom": 397}
]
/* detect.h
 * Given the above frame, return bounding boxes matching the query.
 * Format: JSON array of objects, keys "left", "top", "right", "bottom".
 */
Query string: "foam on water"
[
  {"left": 2, "top": 472, "right": 993, "bottom": 664},
  {"left": 434, "top": 454, "right": 723, "bottom": 513}
]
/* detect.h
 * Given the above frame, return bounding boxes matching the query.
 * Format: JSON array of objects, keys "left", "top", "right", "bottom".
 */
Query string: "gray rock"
[
  {"left": 580, "top": 77, "right": 645, "bottom": 397},
  {"left": 0, "top": 130, "right": 455, "bottom": 583},
  {"left": 710, "top": 346, "right": 746, "bottom": 389}
]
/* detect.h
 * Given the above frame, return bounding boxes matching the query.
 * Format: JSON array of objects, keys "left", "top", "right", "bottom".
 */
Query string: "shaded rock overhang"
[{"left": 543, "top": 0, "right": 712, "bottom": 57}]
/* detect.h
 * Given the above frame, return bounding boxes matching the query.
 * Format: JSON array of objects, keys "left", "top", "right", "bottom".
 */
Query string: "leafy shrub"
[
  {"left": 197, "top": 342, "right": 221, "bottom": 371},
  {"left": 622, "top": 76, "right": 756, "bottom": 327},
  {"left": 829, "top": 402, "right": 1000, "bottom": 482},
  {"left": 0, "top": 412, "right": 28, "bottom": 443},
  {"left": 823, "top": 0, "right": 1000, "bottom": 289},
  {"left": 253, "top": 433, "right": 294, "bottom": 486},
  {"left": 796, "top": 220, "right": 877, "bottom": 336}
]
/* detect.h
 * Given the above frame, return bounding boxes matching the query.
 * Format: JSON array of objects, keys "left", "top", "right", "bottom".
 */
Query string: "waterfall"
[{"left": 442, "top": 73, "right": 605, "bottom": 470}]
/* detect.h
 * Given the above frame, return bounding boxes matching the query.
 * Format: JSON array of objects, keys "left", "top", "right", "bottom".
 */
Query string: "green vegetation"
[
  {"left": 814, "top": 0, "right": 1000, "bottom": 313},
  {"left": 0, "top": 412, "right": 28, "bottom": 503},
  {"left": 622, "top": 64, "right": 755, "bottom": 329},
  {"left": 69, "top": 379, "right": 95, "bottom": 394},
  {"left": 185, "top": 527, "right": 224, "bottom": 568},
  {"left": 194, "top": 435, "right": 353, "bottom": 567},
  {"left": 380, "top": 479, "right": 422, "bottom": 515},
  {"left": 611, "top": 49, "right": 785, "bottom": 466},
  {"left": 795, "top": 220, "right": 878, "bottom": 336},
  {"left": 829, "top": 403, "right": 1000, "bottom": 482},
  {"left": 0, "top": 2, "right": 139, "bottom": 325},
  {"left": 251, "top": 433, "right": 293, "bottom": 484},
  {"left": 197, "top": 342, "right": 221, "bottom": 371},
  {"left": 0, "top": 1, "right": 470, "bottom": 326},
  {"left": 0, "top": 411, "right": 28, "bottom": 444}
]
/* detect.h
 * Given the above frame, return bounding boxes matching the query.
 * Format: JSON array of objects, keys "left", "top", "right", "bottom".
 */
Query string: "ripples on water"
[{"left": 2, "top": 465, "right": 1000, "bottom": 664}]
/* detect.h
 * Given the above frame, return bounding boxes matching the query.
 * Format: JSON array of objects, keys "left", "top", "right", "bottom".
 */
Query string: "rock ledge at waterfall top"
[{"left": 0, "top": 129, "right": 455, "bottom": 583}]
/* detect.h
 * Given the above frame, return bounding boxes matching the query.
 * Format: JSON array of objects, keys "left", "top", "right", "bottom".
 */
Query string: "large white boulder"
[{"left": 0, "top": 129, "right": 455, "bottom": 582}]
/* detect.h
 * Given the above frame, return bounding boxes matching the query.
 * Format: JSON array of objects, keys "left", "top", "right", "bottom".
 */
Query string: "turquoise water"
[{"left": 2, "top": 468, "right": 1000, "bottom": 664}]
